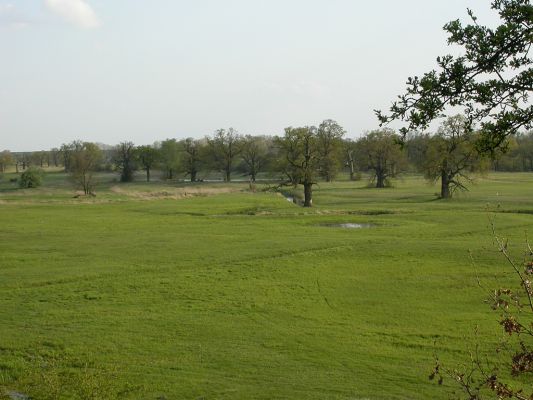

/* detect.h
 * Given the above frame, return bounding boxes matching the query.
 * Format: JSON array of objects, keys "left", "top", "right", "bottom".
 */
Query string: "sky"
[{"left": 0, "top": 0, "right": 501, "bottom": 151}]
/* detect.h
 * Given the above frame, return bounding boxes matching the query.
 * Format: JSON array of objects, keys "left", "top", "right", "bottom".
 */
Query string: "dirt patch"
[{"left": 110, "top": 186, "right": 242, "bottom": 200}]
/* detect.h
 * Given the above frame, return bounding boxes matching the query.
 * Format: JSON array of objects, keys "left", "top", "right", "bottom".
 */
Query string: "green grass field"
[{"left": 1, "top": 171, "right": 532, "bottom": 399}]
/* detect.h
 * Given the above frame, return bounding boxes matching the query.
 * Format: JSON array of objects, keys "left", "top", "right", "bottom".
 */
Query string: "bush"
[{"left": 19, "top": 167, "right": 44, "bottom": 188}]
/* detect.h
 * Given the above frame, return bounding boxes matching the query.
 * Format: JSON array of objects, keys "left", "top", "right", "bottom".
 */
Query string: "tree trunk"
[
  {"left": 225, "top": 169, "right": 231, "bottom": 182},
  {"left": 376, "top": 170, "right": 385, "bottom": 188},
  {"left": 441, "top": 171, "right": 451, "bottom": 199},
  {"left": 303, "top": 182, "right": 313, "bottom": 207},
  {"left": 349, "top": 161, "right": 355, "bottom": 181},
  {"left": 190, "top": 169, "right": 197, "bottom": 182},
  {"left": 146, "top": 168, "right": 150, "bottom": 182},
  {"left": 250, "top": 172, "right": 256, "bottom": 182}
]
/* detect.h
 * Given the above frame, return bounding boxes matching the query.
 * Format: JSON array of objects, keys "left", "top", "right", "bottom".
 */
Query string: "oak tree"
[
  {"left": 276, "top": 126, "right": 321, "bottom": 207},
  {"left": 377, "top": 0, "right": 533, "bottom": 153}
]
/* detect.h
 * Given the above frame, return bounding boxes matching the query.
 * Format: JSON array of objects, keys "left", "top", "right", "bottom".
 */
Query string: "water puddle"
[
  {"left": 322, "top": 223, "right": 375, "bottom": 229},
  {"left": 281, "top": 192, "right": 303, "bottom": 206}
]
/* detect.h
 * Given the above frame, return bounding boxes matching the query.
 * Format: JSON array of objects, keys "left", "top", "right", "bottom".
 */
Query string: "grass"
[{"left": 1, "top": 170, "right": 532, "bottom": 399}]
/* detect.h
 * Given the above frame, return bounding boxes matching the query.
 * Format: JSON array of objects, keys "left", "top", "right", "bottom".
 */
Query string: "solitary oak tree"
[
  {"left": 136, "top": 145, "right": 158, "bottom": 182},
  {"left": 113, "top": 142, "right": 136, "bottom": 182},
  {"left": 356, "top": 129, "right": 406, "bottom": 188},
  {"left": 180, "top": 138, "right": 203, "bottom": 182},
  {"left": 69, "top": 141, "right": 102, "bottom": 195},
  {"left": 424, "top": 115, "right": 487, "bottom": 198},
  {"left": 241, "top": 135, "right": 270, "bottom": 182},
  {"left": 207, "top": 128, "right": 243, "bottom": 182},
  {"left": 276, "top": 126, "right": 321, "bottom": 207}
]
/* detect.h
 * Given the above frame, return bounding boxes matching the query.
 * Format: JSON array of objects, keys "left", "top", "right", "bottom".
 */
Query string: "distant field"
[{"left": 1, "top": 171, "right": 532, "bottom": 399}]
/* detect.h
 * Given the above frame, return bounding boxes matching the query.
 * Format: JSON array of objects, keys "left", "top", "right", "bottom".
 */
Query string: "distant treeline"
[{"left": 1, "top": 116, "right": 532, "bottom": 204}]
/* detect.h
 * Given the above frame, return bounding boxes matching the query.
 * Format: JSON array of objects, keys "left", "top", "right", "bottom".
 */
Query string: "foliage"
[
  {"left": 68, "top": 141, "right": 103, "bottom": 195},
  {"left": 158, "top": 139, "right": 181, "bottom": 180},
  {"left": 317, "top": 119, "right": 345, "bottom": 182},
  {"left": 376, "top": 0, "right": 533, "bottom": 152},
  {"left": 343, "top": 139, "right": 361, "bottom": 181},
  {"left": 136, "top": 145, "right": 159, "bottom": 182},
  {"left": 0, "top": 151, "right": 15, "bottom": 173},
  {"left": 179, "top": 138, "right": 203, "bottom": 182},
  {"left": 423, "top": 115, "right": 488, "bottom": 198},
  {"left": 356, "top": 129, "right": 406, "bottom": 188},
  {"left": 491, "top": 131, "right": 533, "bottom": 171},
  {"left": 206, "top": 128, "right": 243, "bottom": 182},
  {"left": 18, "top": 167, "right": 44, "bottom": 188},
  {"left": 30, "top": 151, "right": 48, "bottom": 168},
  {"left": 240, "top": 135, "right": 271, "bottom": 182},
  {"left": 59, "top": 143, "right": 75, "bottom": 172},
  {"left": 113, "top": 142, "right": 136, "bottom": 182},
  {"left": 276, "top": 126, "right": 321, "bottom": 207},
  {"left": 49, "top": 148, "right": 60, "bottom": 167}
]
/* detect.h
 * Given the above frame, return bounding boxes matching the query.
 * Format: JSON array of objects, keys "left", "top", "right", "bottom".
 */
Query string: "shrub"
[{"left": 19, "top": 167, "right": 44, "bottom": 188}]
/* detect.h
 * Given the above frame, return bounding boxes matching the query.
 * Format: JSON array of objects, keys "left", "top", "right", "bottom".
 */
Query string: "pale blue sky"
[{"left": 1, "top": 1, "right": 499, "bottom": 151}]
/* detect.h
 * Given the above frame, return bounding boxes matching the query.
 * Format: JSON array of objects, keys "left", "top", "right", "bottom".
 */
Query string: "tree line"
[{"left": 1, "top": 116, "right": 532, "bottom": 205}]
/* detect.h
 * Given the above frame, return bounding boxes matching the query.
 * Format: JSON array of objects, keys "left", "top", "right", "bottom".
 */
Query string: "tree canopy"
[
  {"left": 356, "top": 129, "right": 406, "bottom": 188},
  {"left": 376, "top": 0, "right": 533, "bottom": 152},
  {"left": 422, "top": 115, "right": 487, "bottom": 198},
  {"left": 276, "top": 126, "right": 321, "bottom": 207}
]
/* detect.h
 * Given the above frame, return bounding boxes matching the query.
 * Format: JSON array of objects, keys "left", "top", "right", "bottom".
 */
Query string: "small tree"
[
  {"left": 0, "top": 150, "right": 15, "bottom": 173},
  {"left": 207, "top": 128, "right": 243, "bottom": 182},
  {"left": 158, "top": 139, "right": 180, "bottom": 180},
  {"left": 356, "top": 129, "right": 406, "bottom": 188},
  {"left": 180, "top": 138, "right": 203, "bottom": 182},
  {"left": 69, "top": 141, "right": 102, "bottom": 195},
  {"left": 49, "top": 148, "right": 60, "bottom": 167},
  {"left": 136, "top": 145, "right": 159, "bottom": 182},
  {"left": 19, "top": 167, "right": 44, "bottom": 188},
  {"left": 276, "top": 126, "right": 320, "bottom": 207},
  {"left": 317, "top": 119, "right": 345, "bottom": 182},
  {"left": 59, "top": 143, "right": 76, "bottom": 172},
  {"left": 343, "top": 139, "right": 359, "bottom": 181},
  {"left": 423, "top": 115, "right": 487, "bottom": 198},
  {"left": 113, "top": 142, "right": 136, "bottom": 182},
  {"left": 241, "top": 135, "right": 270, "bottom": 182},
  {"left": 31, "top": 151, "right": 48, "bottom": 168}
]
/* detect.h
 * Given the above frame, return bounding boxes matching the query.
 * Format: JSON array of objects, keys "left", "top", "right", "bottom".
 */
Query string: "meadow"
[{"left": 1, "top": 170, "right": 533, "bottom": 399}]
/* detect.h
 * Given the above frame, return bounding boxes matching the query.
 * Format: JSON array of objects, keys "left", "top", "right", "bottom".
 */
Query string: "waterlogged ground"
[{"left": 1, "top": 171, "right": 533, "bottom": 399}]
